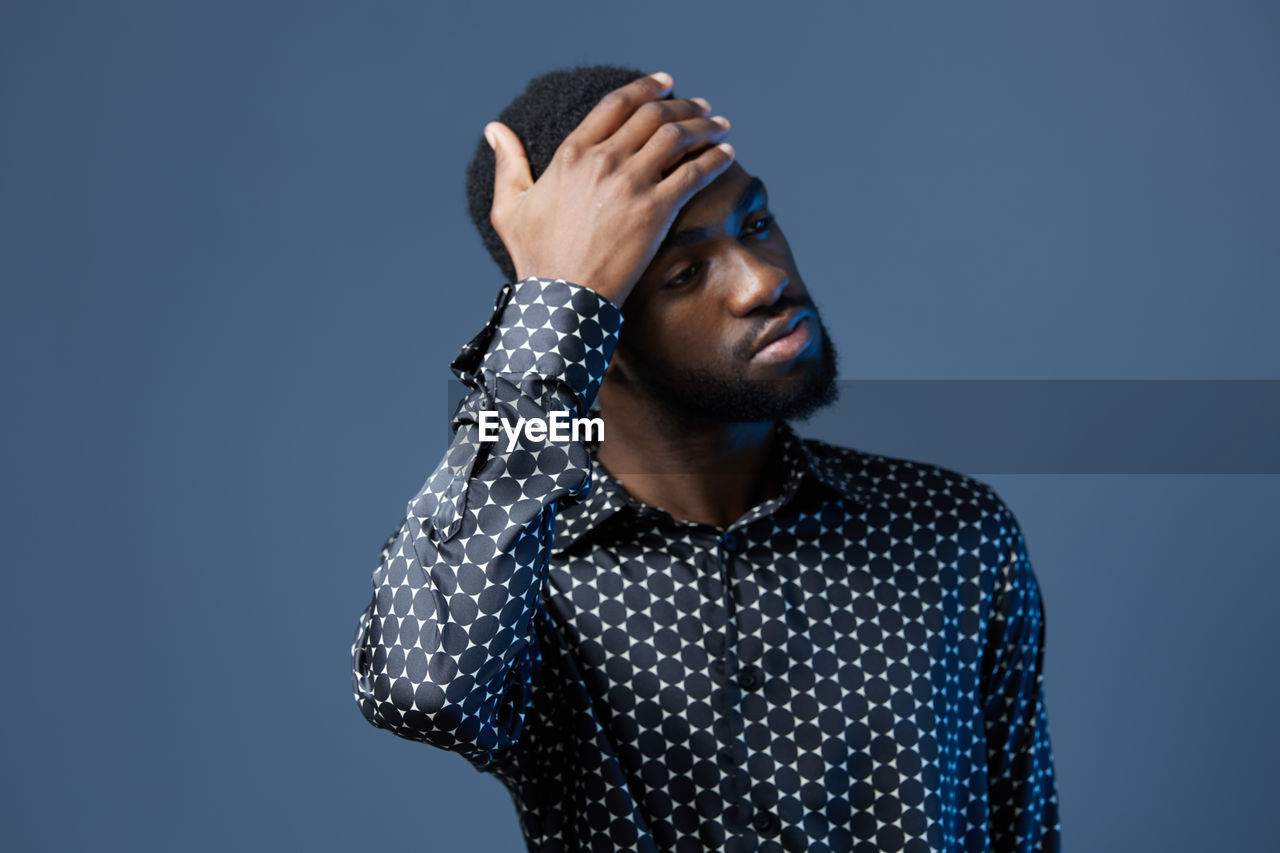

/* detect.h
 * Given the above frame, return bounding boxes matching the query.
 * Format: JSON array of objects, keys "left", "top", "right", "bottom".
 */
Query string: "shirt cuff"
[{"left": 450, "top": 277, "right": 623, "bottom": 413}]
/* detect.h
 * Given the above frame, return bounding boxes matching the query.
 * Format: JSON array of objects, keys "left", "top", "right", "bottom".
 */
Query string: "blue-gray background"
[{"left": 3, "top": 1, "right": 1276, "bottom": 850}]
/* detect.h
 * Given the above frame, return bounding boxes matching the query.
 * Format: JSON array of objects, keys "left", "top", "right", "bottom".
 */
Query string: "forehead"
[{"left": 671, "top": 161, "right": 760, "bottom": 226}]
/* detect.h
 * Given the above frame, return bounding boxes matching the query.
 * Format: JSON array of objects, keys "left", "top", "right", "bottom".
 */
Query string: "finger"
[
  {"left": 656, "top": 142, "right": 736, "bottom": 210},
  {"left": 607, "top": 97, "right": 714, "bottom": 154},
  {"left": 632, "top": 114, "right": 731, "bottom": 179},
  {"left": 566, "top": 72, "right": 675, "bottom": 148},
  {"left": 486, "top": 121, "right": 534, "bottom": 216}
]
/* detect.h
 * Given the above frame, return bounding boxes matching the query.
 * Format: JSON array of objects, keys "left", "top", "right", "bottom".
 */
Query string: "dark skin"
[
  {"left": 592, "top": 163, "right": 826, "bottom": 528},
  {"left": 484, "top": 73, "right": 828, "bottom": 530}
]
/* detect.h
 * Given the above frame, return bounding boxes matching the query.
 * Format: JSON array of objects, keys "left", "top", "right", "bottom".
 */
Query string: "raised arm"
[
  {"left": 350, "top": 275, "right": 621, "bottom": 767},
  {"left": 349, "top": 71, "right": 738, "bottom": 768}
]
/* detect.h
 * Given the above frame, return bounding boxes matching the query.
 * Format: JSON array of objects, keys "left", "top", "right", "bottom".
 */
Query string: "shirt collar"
[{"left": 551, "top": 421, "right": 873, "bottom": 556}]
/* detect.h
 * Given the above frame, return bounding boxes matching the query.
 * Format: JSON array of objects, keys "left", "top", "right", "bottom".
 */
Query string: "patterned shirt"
[{"left": 350, "top": 276, "right": 1062, "bottom": 852}]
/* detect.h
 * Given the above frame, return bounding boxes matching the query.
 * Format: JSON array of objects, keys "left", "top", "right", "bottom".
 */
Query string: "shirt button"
[
  {"left": 722, "top": 532, "right": 742, "bottom": 552},
  {"left": 752, "top": 810, "right": 781, "bottom": 836},
  {"left": 737, "top": 664, "right": 763, "bottom": 691},
  {"left": 724, "top": 803, "right": 752, "bottom": 832}
]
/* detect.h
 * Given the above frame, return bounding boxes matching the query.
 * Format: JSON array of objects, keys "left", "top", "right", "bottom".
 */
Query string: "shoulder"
[{"left": 801, "top": 436, "right": 1024, "bottom": 555}]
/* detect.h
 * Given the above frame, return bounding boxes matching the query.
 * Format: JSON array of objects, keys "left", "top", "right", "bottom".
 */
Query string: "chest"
[{"left": 541, "top": 502, "right": 991, "bottom": 765}]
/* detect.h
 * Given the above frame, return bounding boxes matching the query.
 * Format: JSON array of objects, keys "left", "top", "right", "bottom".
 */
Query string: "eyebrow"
[{"left": 658, "top": 177, "right": 769, "bottom": 254}]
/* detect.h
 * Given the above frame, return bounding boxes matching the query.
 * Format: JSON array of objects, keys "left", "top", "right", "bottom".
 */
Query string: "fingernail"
[
  {"left": 711, "top": 115, "right": 730, "bottom": 128},
  {"left": 484, "top": 125, "right": 496, "bottom": 150},
  {"left": 650, "top": 71, "right": 674, "bottom": 89},
  {"left": 692, "top": 97, "right": 711, "bottom": 113}
]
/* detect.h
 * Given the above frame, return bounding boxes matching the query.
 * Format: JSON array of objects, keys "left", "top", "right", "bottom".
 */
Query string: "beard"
[{"left": 619, "top": 313, "right": 840, "bottom": 424}]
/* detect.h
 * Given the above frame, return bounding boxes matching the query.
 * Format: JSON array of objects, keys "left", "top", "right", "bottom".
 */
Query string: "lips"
[{"left": 752, "top": 310, "right": 815, "bottom": 362}]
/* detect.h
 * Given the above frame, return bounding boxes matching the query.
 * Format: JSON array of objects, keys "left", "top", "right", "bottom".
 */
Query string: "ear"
[{"left": 600, "top": 345, "right": 636, "bottom": 389}]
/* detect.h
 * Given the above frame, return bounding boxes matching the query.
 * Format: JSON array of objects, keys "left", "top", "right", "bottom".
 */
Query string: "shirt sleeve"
[
  {"left": 980, "top": 503, "right": 1063, "bottom": 852},
  {"left": 349, "top": 276, "right": 622, "bottom": 769}
]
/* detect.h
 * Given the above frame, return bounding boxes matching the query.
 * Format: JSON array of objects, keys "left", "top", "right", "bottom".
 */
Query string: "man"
[{"left": 351, "top": 64, "right": 1061, "bottom": 852}]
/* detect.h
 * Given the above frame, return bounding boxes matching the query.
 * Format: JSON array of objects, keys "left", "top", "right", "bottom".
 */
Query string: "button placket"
[{"left": 714, "top": 530, "right": 760, "bottom": 839}]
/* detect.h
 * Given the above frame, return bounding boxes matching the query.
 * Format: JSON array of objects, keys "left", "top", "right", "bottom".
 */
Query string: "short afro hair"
[{"left": 465, "top": 64, "right": 676, "bottom": 284}]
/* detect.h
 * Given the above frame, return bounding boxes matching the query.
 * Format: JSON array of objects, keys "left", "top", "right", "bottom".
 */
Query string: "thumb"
[{"left": 484, "top": 121, "right": 533, "bottom": 206}]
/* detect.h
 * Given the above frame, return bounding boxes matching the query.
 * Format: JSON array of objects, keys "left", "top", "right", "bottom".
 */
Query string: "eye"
[
  {"left": 742, "top": 212, "right": 774, "bottom": 236},
  {"left": 664, "top": 261, "right": 701, "bottom": 289}
]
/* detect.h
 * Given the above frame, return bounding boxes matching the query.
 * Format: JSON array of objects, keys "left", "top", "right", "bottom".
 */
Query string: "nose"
[{"left": 723, "top": 244, "right": 791, "bottom": 316}]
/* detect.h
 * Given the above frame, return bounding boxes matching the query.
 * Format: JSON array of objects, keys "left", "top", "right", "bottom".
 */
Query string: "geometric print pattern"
[{"left": 351, "top": 277, "right": 1062, "bottom": 852}]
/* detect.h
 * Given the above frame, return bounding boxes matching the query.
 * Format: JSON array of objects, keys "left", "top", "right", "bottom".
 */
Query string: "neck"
[{"left": 593, "top": 385, "right": 785, "bottom": 530}]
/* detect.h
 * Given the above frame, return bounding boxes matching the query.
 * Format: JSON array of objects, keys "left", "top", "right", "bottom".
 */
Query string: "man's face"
[{"left": 611, "top": 162, "right": 838, "bottom": 423}]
